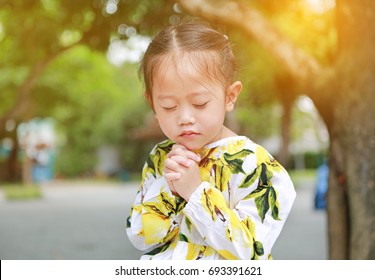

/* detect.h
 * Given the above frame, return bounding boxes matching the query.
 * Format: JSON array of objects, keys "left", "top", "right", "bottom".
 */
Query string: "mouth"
[{"left": 179, "top": 131, "right": 200, "bottom": 137}]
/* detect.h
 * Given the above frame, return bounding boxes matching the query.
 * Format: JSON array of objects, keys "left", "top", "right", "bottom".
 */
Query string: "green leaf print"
[
  {"left": 154, "top": 150, "right": 166, "bottom": 176},
  {"left": 147, "top": 140, "right": 174, "bottom": 177},
  {"left": 185, "top": 217, "right": 192, "bottom": 233},
  {"left": 143, "top": 204, "right": 166, "bottom": 217},
  {"left": 215, "top": 164, "right": 232, "bottom": 192},
  {"left": 223, "top": 149, "right": 253, "bottom": 174},
  {"left": 238, "top": 166, "right": 261, "bottom": 189},
  {"left": 244, "top": 185, "right": 267, "bottom": 199},
  {"left": 175, "top": 197, "right": 186, "bottom": 213},
  {"left": 269, "top": 187, "right": 280, "bottom": 220},
  {"left": 160, "top": 192, "right": 174, "bottom": 215},
  {"left": 241, "top": 162, "right": 281, "bottom": 222},
  {"left": 245, "top": 185, "right": 280, "bottom": 222},
  {"left": 126, "top": 215, "right": 131, "bottom": 228},
  {"left": 224, "top": 149, "right": 253, "bottom": 160},
  {"left": 254, "top": 189, "right": 270, "bottom": 223},
  {"left": 146, "top": 242, "right": 171, "bottom": 256},
  {"left": 179, "top": 233, "right": 189, "bottom": 242},
  {"left": 254, "top": 241, "right": 264, "bottom": 256},
  {"left": 259, "top": 163, "right": 268, "bottom": 185},
  {"left": 157, "top": 140, "right": 174, "bottom": 151},
  {"left": 146, "top": 154, "right": 157, "bottom": 177}
]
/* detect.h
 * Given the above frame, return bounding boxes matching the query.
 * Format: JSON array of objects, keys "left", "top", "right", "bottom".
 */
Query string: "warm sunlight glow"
[
  {"left": 304, "top": 0, "right": 335, "bottom": 14},
  {"left": 0, "top": 22, "right": 4, "bottom": 41},
  {"left": 107, "top": 35, "right": 151, "bottom": 65}
]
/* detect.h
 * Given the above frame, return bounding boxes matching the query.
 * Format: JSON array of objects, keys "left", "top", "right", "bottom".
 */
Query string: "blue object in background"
[
  {"left": 314, "top": 161, "right": 328, "bottom": 209},
  {"left": 32, "top": 163, "right": 54, "bottom": 183},
  {"left": 18, "top": 118, "right": 56, "bottom": 183}
]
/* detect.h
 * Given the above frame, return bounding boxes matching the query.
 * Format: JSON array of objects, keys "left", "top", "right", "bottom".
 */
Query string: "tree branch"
[
  {"left": 177, "top": 0, "right": 322, "bottom": 81},
  {"left": 0, "top": 41, "right": 82, "bottom": 129},
  {"left": 177, "top": 0, "right": 338, "bottom": 127}
]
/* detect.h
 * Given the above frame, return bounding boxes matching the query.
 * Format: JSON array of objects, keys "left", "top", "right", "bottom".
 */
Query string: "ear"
[{"left": 225, "top": 81, "right": 242, "bottom": 112}]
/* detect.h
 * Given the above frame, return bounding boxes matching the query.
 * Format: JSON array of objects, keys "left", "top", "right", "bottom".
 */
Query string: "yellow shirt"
[{"left": 126, "top": 136, "right": 296, "bottom": 260}]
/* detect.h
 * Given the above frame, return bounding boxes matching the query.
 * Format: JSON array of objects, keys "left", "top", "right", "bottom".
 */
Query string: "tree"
[
  {"left": 0, "top": 0, "right": 176, "bottom": 180},
  {"left": 2, "top": 0, "right": 374, "bottom": 258},
  {"left": 176, "top": 0, "right": 375, "bottom": 259},
  {"left": 0, "top": 0, "right": 176, "bottom": 129},
  {"left": 38, "top": 46, "right": 148, "bottom": 177}
]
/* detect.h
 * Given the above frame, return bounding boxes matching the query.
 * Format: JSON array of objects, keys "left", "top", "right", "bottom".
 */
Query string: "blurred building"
[{"left": 17, "top": 118, "right": 56, "bottom": 183}]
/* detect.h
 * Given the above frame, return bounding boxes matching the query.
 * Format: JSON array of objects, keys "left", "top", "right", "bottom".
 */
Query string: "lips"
[{"left": 179, "top": 130, "right": 200, "bottom": 137}]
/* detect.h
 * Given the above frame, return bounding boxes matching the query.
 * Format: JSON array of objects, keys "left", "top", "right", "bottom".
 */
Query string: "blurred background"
[{"left": 0, "top": 0, "right": 335, "bottom": 259}]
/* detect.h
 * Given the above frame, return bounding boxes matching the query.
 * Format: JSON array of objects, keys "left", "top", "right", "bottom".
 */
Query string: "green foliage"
[
  {"left": 223, "top": 32, "right": 280, "bottom": 140},
  {"left": 36, "top": 46, "right": 149, "bottom": 177},
  {"left": 222, "top": 0, "right": 336, "bottom": 141},
  {"left": 4, "top": 184, "right": 42, "bottom": 200},
  {"left": 289, "top": 152, "right": 326, "bottom": 170},
  {"left": 0, "top": 0, "right": 176, "bottom": 116},
  {"left": 0, "top": 0, "right": 335, "bottom": 180},
  {"left": 0, "top": 0, "right": 181, "bottom": 179},
  {"left": 271, "top": 1, "right": 337, "bottom": 65}
]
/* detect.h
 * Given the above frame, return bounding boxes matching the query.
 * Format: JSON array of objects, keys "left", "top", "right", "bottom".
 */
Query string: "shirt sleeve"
[
  {"left": 183, "top": 146, "right": 296, "bottom": 260},
  {"left": 126, "top": 147, "right": 186, "bottom": 252}
]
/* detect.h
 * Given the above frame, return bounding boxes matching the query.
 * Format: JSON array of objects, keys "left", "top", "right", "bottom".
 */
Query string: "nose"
[{"left": 177, "top": 106, "right": 195, "bottom": 126}]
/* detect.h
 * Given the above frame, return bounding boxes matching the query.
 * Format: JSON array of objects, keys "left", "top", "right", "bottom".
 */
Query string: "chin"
[
  {"left": 185, "top": 144, "right": 203, "bottom": 151},
  {"left": 186, "top": 142, "right": 208, "bottom": 151}
]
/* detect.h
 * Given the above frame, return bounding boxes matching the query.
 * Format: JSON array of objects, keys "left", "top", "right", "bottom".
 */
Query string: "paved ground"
[
  {"left": 272, "top": 178, "right": 328, "bottom": 259},
  {"left": 0, "top": 178, "right": 327, "bottom": 260}
]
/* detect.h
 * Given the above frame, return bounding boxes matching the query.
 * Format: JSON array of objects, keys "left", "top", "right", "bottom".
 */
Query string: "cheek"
[
  {"left": 205, "top": 104, "right": 226, "bottom": 121},
  {"left": 200, "top": 110, "right": 225, "bottom": 128},
  {"left": 158, "top": 118, "right": 172, "bottom": 128},
  {"left": 155, "top": 113, "right": 174, "bottom": 135}
]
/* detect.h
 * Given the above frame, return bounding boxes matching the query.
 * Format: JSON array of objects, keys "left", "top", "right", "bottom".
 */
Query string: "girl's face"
[{"left": 151, "top": 53, "right": 242, "bottom": 151}]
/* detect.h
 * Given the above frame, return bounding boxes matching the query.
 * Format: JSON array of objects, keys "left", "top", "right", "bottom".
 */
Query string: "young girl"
[{"left": 126, "top": 19, "right": 296, "bottom": 260}]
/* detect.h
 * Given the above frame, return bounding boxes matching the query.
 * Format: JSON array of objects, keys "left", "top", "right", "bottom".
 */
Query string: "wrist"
[{"left": 181, "top": 180, "right": 202, "bottom": 201}]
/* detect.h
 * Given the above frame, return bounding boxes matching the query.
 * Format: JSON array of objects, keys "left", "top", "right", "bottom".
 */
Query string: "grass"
[
  {"left": 2, "top": 184, "right": 42, "bottom": 200},
  {"left": 288, "top": 169, "right": 317, "bottom": 187}
]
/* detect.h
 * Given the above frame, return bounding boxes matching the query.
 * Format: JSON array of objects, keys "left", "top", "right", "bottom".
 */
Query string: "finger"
[
  {"left": 172, "top": 144, "right": 186, "bottom": 150},
  {"left": 164, "top": 172, "right": 181, "bottom": 181},
  {"left": 164, "top": 158, "right": 182, "bottom": 171},
  {"left": 168, "top": 147, "right": 201, "bottom": 163},
  {"left": 180, "top": 150, "right": 201, "bottom": 162},
  {"left": 169, "top": 155, "right": 193, "bottom": 168},
  {"left": 168, "top": 145, "right": 186, "bottom": 157}
]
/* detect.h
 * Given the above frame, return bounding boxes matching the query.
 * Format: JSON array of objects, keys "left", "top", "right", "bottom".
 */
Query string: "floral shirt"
[{"left": 126, "top": 136, "right": 296, "bottom": 260}]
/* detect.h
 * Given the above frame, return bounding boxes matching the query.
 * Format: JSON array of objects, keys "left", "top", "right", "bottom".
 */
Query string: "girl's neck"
[{"left": 219, "top": 125, "right": 238, "bottom": 140}]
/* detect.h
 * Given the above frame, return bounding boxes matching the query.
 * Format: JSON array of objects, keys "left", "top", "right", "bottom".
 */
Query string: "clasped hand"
[{"left": 164, "top": 144, "right": 202, "bottom": 201}]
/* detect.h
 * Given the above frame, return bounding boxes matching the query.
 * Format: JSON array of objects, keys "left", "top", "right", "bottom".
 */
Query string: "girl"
[{"left": 126, "top": 18, "right": 296, "bottom": 260}]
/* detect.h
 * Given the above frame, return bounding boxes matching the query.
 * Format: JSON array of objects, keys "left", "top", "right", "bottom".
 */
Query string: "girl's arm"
[
  {"left": 126, "top": 145, "right": 186, "bottom": 252},
  {"left": 183, "top": 147, "right": 296, "bottom": 260}
]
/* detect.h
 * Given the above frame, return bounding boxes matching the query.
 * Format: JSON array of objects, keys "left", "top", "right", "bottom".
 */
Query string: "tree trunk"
[
  {"left": 326, "top": 0, "right": 375, "bottom": 259},
  {"left": 7, "top": 125, "right": 21, "bottom": 182},
  {"left": 327, "top": 136, "right": 349, "bottom": 259},
  {"left": 278, "top": 98, "right": 292, "bottom": 169},
  {"left": 275, "top": 73, "right": 297, "bottom": 169},
  {"left": 328, "top": 66, "right": 375, "bottom": 259}
]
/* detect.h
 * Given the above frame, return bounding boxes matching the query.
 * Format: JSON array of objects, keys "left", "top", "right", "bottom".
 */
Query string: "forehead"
[
  {"left": 153, "top": 51, "right": 222, "bottom": 87},
  {"left": 151, "top": 52, "right": 227, "bottom": 102}
]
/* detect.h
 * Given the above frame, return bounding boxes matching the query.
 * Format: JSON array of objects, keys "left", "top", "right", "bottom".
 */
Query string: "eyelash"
[
  {"left": 162, "top": 106, "right": 177, "bottom": 112},
  {"left": 194, "top": 102, "right": 208, "bottom": 109},
  {"left": 162, "top": 102, "right": 209, "bottom": 112}
]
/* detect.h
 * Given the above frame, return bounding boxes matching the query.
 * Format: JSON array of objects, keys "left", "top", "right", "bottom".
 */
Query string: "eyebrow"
[
  {"left": 156, "top": 95, "right": 176, "bottom": 101},
  {"left": 156, "top": 91, "right": 210, "bottom": 101}
]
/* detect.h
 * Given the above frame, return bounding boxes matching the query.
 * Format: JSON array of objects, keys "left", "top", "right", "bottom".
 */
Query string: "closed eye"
[
  {"left": 162, "top": 106, "right": 177, "bottom": 112},
  {"left": 193, "top": 101, "right": 209, "bottom": 109}
]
